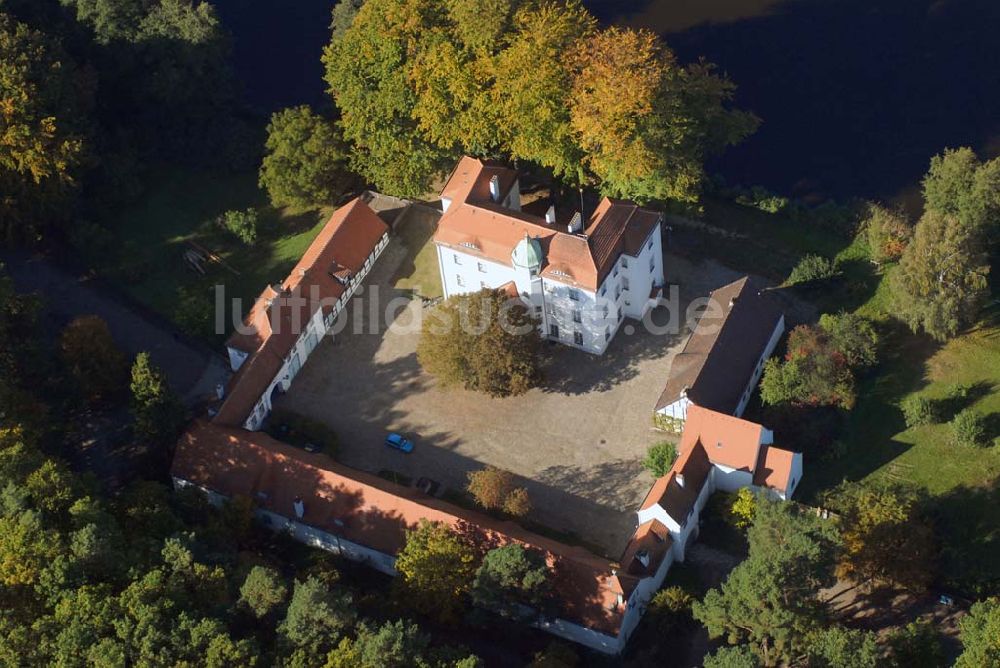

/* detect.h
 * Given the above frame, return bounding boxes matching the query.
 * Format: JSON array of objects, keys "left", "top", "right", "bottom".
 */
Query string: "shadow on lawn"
[{"left": 925, "top": 475, "right": 1000, "bottom": 598}]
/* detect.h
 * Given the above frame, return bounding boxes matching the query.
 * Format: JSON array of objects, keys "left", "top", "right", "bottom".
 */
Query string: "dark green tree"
[
  {"left": 278, "top": 575, "right": 355, "bottom": 660},
  {"left": 59, "top": 315, "right": 129, "bottom": 403},
  {"left": 239, "top": 565, "right": 288, "bottom": 619},
  {"left": 129, "top": 352, "right": 185, "bottom": 447},
  {"left": 471, "top": 544, "right": 551, "bottom": 620},
  {"left": 692, "top": 498, "right": 839, "bottom": 665},
  {"left": 259, "top": 106, "right": 351, "bottom": 208}
]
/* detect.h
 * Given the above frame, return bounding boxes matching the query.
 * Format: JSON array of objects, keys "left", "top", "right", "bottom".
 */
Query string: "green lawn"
[
  {"left": 693, "top": 198, "right": 1000, "bottom": 594},
  {"left": 106, "top": 167, "right": 333, "bottom": 343},
  {"left": 390, "top": 207, "right": 443, "bottom": 299}
]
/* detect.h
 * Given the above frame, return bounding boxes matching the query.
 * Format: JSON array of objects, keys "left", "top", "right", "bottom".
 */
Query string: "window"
[
  {"left": 621, "top": 257, "right": 629, "bottom": 269},
  {"left": 549, "top": 324, "right": 559, "bottom": 338},
  {"left": 600, "top": 285, "right": 606, "bottom": 297},
  {"left": 605, "top": 326, "right": 611, "bottom": 341},
  {"left": 453, "top": 254, "right": 462, "bottom": 265},
  {"left": 572, "top": 309, "right": 582, "bottom": 323},
  {"left": 618, "top": 307, "right": 623, "bottom": 320},
  {"left": 613, "top": 266, "right": 619, "bottom": 278},
  {"left": 480, "top": 281, "right": 488, "bottom": 289},
  {"left": 602, "top": 305, "right": 609, "bottom": 318},
  {"left": 649, "top": 257, "right": 655, "bottom": 272},
  {"left": 647, "top": 238, "right": 654, "bottom": 250},
  {"left": 574, "top": 331, "right": 583, "bottom": 345},
  {"left": 477, "top": 262, "right": 486, "bottom": 273},
  {"left": 622, "top": 277, "right": 630, "bottom": 291},
  {"left": 569, "top": 289, "right": 580, "bottom": 301},
  {"left": 456, "top": 275, "right": 464, "bottom": 287},
  {"left": 615, "top": 288, "right": 621, "bottom": 300}
]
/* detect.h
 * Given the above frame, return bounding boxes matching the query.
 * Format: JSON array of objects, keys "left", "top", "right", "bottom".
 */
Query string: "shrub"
[
  {"left": 502, "top": 487, "right": 532, "bottom": 517},
  {"left": 642, "top": 441, "right": 677, "bottom": 477},
  {"left": 901, "top": 395, "right": 939, "bottom": 428},
  {"left": 786, "top": 254, "right": 838, "bottom": 286},
  {"left": 467, "top": 466, "right": 513, "bottom": 511},
  {"left": 862, "top": 202, "right": 912, "bottom": 264},
  {"left": 218, "top": 208, "right": 259, "bottom": 245},
  {"left": 729, "top": 488, "right": 757, "bottom": 529},
  {"left": 952, "top": 409, "right": 988, "bottom": 447},
  {"left": 819, "top": 312, "right": 879, "bottom": 369}
]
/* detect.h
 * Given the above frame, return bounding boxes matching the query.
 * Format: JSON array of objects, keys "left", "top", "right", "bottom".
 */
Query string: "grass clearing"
[
  {"left": 390, "top": 207, "right": 442, "bottom": 299},
  {"left": 106, "top": 166, "right": 334, "bottom": 344}
]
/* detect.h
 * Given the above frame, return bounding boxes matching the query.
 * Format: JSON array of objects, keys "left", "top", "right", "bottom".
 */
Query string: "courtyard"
[{"left": 278, "top": 224, "right": 744, "bottom": 557}]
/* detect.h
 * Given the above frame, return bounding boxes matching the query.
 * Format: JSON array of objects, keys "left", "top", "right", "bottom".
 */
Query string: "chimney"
[
  {"left": 676, "top": 473, "right": 685, "bottom": 488},
  {"left": 545, "top": 204, "right": 556, "bottom": 224},
  {"left": 293, "top": 497, "right": 305, "bottom": 519},
  {"left": 489, "top": 174, "right": 500, "bottom": 202},
  {"left": 567, "top": 211, "right": 583, "bottom": 234},
  {"left": 729, "top": 296, "right": 737, "bottom": 308}
]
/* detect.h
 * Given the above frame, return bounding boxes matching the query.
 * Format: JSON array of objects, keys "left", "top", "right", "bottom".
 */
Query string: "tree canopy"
[
  {"left": 323, "top": 0, "right": 755, "bottom": 200},
  {"left": 692, "top": 498, "right": 839, "bottom": 665},
  {"left": 259, "top": 105, "right": 352, "bottom": 209},
  {"left": 471, "top": 544, "right": 552, "bottom": 620},
  {"left": 418, "top": 288, "right": 542, "bottom": 397},
  {"left": 393, "top": 520, "right": 477, "bottom": 623}
]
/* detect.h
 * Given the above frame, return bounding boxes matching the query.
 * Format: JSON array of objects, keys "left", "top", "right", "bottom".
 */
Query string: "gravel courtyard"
[{"left": 278, "top": 233, "right": 743, "bottom": 557}]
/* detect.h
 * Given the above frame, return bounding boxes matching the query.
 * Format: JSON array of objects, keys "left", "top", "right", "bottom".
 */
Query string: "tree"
[
  {"left": 692, "top": 498, "right": 839, "bottom": 666},
  {"left": 279, "top": 575, "right": 355, "bottom": 658},
  {"left": 803, "top": 627, "right": 879, "bottom": 668},
  {"left": 922, "top": 147, "right": 1000, "bottom": 232},
  {"left": 471, "top": 544, "right": 551, "bottom": 620},
  {"left": 729, "top": 488, "right": 757, "bottom": 530},
  {"left": 239, "top": 565, "right": 288, "bottom": 618},
  {"left": 393, "top": 520, "right": 477, "bottom": 622},
  {"left": 818, "top": 312, "right": 879, "bottom": 370},
  {"left": 493, "top": 0, "right": 594, "bottom": 184},
  {"left": 567, "top": 26, "right": 756, "bottom": 203},
  {"left": 830, "top": 483, "right": 935, "bottom": 590},
  {"left": 259, "top": 106, "right": 351, "bottom": 208},
  {"left": 641, "top": 440, "right": 677, "bottom": 477},
  {"left": 0, "top": 14, "right": 89, "bottom": 240},
  {"left": 466, "top": 466, "right": 513, "bottom": 510},
  {"left": 702, "top": 645, "right": 761, "bottom": 668},
  {"left": 217, "top": 208, "right": 259, "bottom": 245},
  {"left": 760, "top": 325, "right": 856, "bottom": 409},
  {"left": 353, "top": 619, "right": 429, "bottom": 668},
  {"left": 322, "top": 0, "right": 452, "bottom": 196},
  {"left": 886, "top": 621, "right": 945, "bottom": 668},
  {"left": 955, "top": 598, "right": 1000, "bottom": 668},
  {"left": 59, "top": 316, "right": 128, "bottom": 403},
  {"left": 861, "top": 203, "right": 912, "bottom": 264},
  {"left": 130, "top": 352, "right": 185, "bottom": 446},
  {"left": 891, "top": 209, "right": 990, "bottom": 341},
  {"left": 418, "top": 288, "right": 542, "bottom": 397}
]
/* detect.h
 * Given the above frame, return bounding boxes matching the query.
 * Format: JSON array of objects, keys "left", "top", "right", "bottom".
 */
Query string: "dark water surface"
[{"left": 215, "top": 0, "right": 1000, "bottom": 199}]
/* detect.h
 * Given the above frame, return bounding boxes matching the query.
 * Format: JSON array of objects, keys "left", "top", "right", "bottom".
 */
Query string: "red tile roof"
[
  {"left": 215, "top": 198, "right": 388, "bottom": 427},
  {"left": 435, "top": 157, "right": 660, "bottom": 291},
  {"left": 618, "top": 519, "right": 672, "bottom": 583},
  {"left": 172, "top": 421, "right": 630, "bottom": 635},
  {"left": 680, "top": 405, "right": 765, "bottom": 473},
  {"left": 641, "top": 407, "right": 798, "bottom": 519},
  {"left": 753, "top": 445, "right": 795, "bottom": 492}
]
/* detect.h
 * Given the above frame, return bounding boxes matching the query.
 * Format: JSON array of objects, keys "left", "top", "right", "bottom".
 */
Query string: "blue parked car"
[{"left": 385, "top": 433, "right": 414, "bottom": 453}]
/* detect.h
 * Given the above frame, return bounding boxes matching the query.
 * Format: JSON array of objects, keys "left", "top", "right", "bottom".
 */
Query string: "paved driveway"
[{"left": 279, "top": 239, "right": 743, "bottom": 556}]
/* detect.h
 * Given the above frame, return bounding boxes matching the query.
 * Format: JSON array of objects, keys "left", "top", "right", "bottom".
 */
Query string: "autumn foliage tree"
[
  {"left": 862, "top": 202, "right": 912, "bottom": 264},
  {"left": 827, "top": 483, "right": 936, "bottom": 591},
  {"left": 418, "top": 288, "right": 542, "bottom": 397},
  {"left": 394, "top": 520, "right": 477, "bottom": 623},
  {"left": 59, "top": 315, "right": 128, "bottom": 403},
  {"left": 760, "top": 325, "right": 856, "bottom": 409},
  {"left": 467, "top": 466, "right": 531, "bottom": 517}
]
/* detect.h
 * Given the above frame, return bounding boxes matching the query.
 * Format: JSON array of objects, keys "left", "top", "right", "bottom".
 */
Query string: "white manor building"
[{"left": 434, "top": 157, "right": 665, "bottom": 355}]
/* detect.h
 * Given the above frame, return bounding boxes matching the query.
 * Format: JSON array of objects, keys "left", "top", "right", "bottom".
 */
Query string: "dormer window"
[{"left": 489, "top": 174, "right": 500, "bottom": 202}]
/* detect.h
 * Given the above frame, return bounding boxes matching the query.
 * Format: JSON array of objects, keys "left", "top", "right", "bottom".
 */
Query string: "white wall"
[
  {"left": 712, "top": 465, "right": 755, "bottom": 494},
  {"left": 734, "top": 314, "right": 785, "bottom": 417},
  {"left": 656, "top": 396, "right": 691, "bottom": 421},
  {"left": 238, "top": 232, "right": 389, "bottom": 431}
]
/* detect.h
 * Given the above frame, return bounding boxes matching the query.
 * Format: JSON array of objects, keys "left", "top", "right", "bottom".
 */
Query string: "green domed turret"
[{"left": 512, "top": 234, "right": 543, "bottom": 270}]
